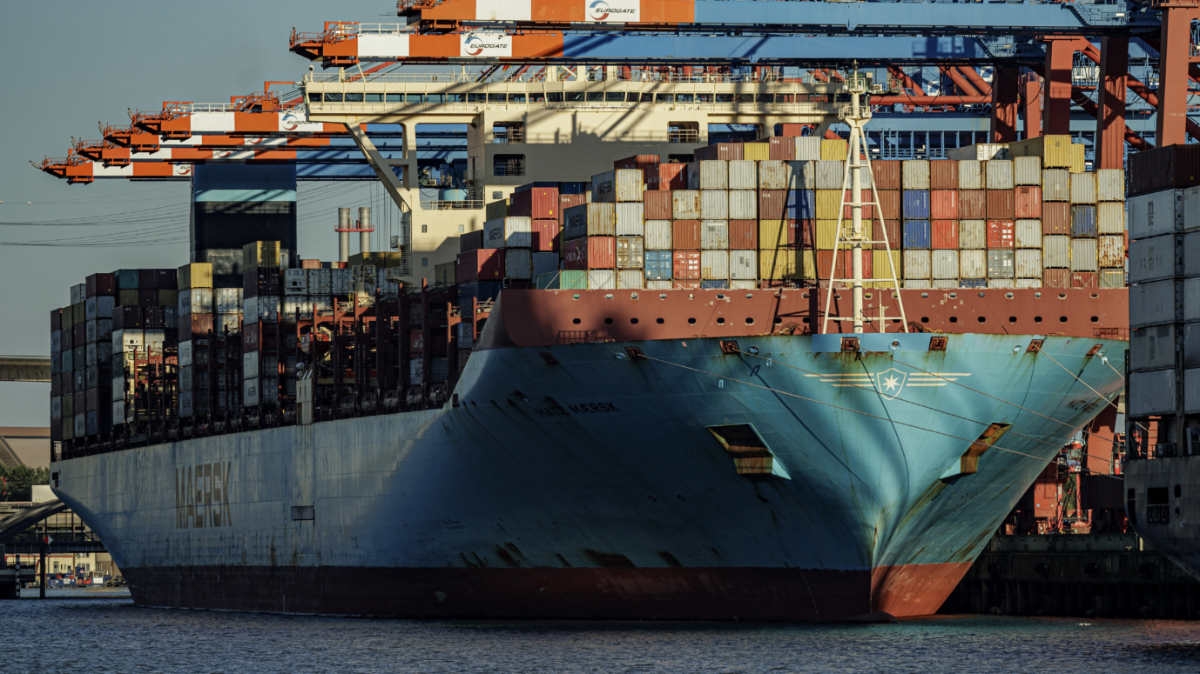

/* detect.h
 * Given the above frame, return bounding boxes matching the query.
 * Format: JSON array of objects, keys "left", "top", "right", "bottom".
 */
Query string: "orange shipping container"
[
  {"left": 1014, "top": 185, "right": 1042, "bottom": 219},
  {"left": 930, "top": 190, "right": 959, "bottom": 219},
  {"left": 817, "top": 250, "right": 873, "bottom": 283},
  {"left": 1042, "top": 202, "right": 1071, "bottom": 235},
  {"left": 876, "top": 190, "right": 901, "bottom": 220},
  {"left": 1071, "top": 271, "right": 1098, "bottom": 289},
  {"left": 673, "top": 250, "right": 702, "bottom": 280},
  {"left": 873, "top": 219, "right": 901, "bottom": 248},
  {"left": 929, "top": 160, "right": 959, "bottom": 189},
  {"left": 644, "top": 190, "right": 673, "bottom": 220},
  {"left": 658, "top": 163, "right": 687, "bottom": 190},
  {"left": 986, "top": 190, "right": 1015, "bottom": 219},
  {"left": 959, "top": 190, "right": 987, "bottom": 219},
  {"left": 769, "top": 136, "right": 796, "bottom": 160},
  {"left": 1043, "top": 268, "right": 1070, "bottom": 288},
  {"left": 672, "top": 220, "right": 702, "bottom": 250},
  {"left": 986, "top": 220, "right": 1015, "bottom": 249},
  {"left": 932, "top": 220, "right": 959, "bottom": 249},
  {"left": 729, "top": 220, "right": 759, "bottom": 250},
  {"left": 873, "top": 161, "right": 901, "bottom": 190},
  {"left": 531, "top": 219, "right": 559, "bottom": 252},
  {"left": 759, "top": 190, "right": 788, "bottom": 220},
  {"left": 778, "top": 123, "right": 809, "bottom": 137},
  {"left": 794, "top": 219, "right": 814, "bottom": 248}
]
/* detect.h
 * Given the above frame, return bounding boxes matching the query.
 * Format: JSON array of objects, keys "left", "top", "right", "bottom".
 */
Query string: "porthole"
[
  {"left": 1034, "top": 316, "right": 1043, "bottom": 323},
  {"left": 921, "top": 316, "right": 929, "bottom": 323},
  {"left": 1059, "top": 316, "right": 1068, "bottom": 323},
  {"left": 1009, "top": 316, "right": 1017, "bottom": 323},
  {"left": 745, "top": 317, "right": 755, "bottom": 325},
  {"left": 688, "top": 317, "right": 697, "bottom": 324},
  {"left": 949, "top": 316, "right": 958, "bottom": 323},
  {"left": 656, "top": 318, "right": 664, "bottom": 324},
  {"left": 774, "top": 317, "right": 783, "bottom": 324},
  {"left": 949, "top": 293, "right": 957, "bottom": 299},
  {"left": 572, "top": 318, "right": 581, "bottom": 325},
  {"left": 977, "top": 316, "right": 986, "bottom": 323},
  {"left": 1004, "top": 292, "right": 1014, "bottom": 300},
  {"left": 604, "top": 317, "right": 614, "bottom": 325},
  {"left": 630, "top": 317, "right": 639, "bottom": 325},
  {"left": 716, "top": 317, "right": 726, "bottom": 324},
  {"left": 1090, "top": 315, "right": 1098, "bottom": 323},
  {"left": 716, "top": 294, "right": 726, "bottom": 300},
  {"left": 572, "top": 293, "right": 581, "bottom": 300}
]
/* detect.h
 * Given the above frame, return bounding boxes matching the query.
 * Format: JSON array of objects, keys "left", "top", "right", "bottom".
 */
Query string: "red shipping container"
[
  {"left": 779, "top": 123, "right": 808, "bottom": 137},
  {"left": 876, "top": 190, "right": 901, "bottom": 220},
  {"left": 769, "top": 136, "right": 796, "bottom": 160},
  {"left": 558, "top": 194, "right": 586, "bottom": 224},
  {"left": 958, "top": 190, "right": 987, "bottom": 219},
  {"left": 531, "top": 219, "right": 560, "bottom": 252},
  {"left": 614, "top": 154, "right": 660, "bottom": 169},
  {"left": 299, "top": 258, "right": 322, "bottom": 270},
  {"left": 85, "top": 273, "right": 116, "bottom": 297},
  {"left": 986, "top": 190, "right": 1015, "bottom": 219},
  {"left": 1041, "top": 202, "right": 1070, "bottom": 234},
  {"left": 561, "top": 236, "right": 615, "bottom": 269},
  {"left": 759, "top": 190, "right": 787, "bottom": 220},
  {"left": 1071, "top": 271, "right": 1098, "bottom": 289},
  {"left": 842, "top": 202, "right": 875, "bottom": 220},
  {"left": 729, "top": 220, "right": 759, "bottom": 249},
  {"left": 873, "top": 219, "right": 901, "bottom": 248},
  {"left": 817, "top": 250, "right": 873, "bottom": 282},
  {"left": 795, "top": 219, "right": 816, "bottom": 248},
  {"left": 695, "top": 143, "right": 744, "bottom": 161},
  {"left": 873, "top": 161, "right": 901, "bottom": 190},
  {"left": 932, "top": 220, "right": 959, "bottom": 249},
  {"left": 1014, "top": 185, "right": 1042, "bottom": 219},
  {"left": 673, "top": 280, "right": 702, "bottom": 290},
  {"left": 456, "top": 248, "right": 504, "bottom": 282},
  {"left": 509, "top": 187, "right": 558, "bottom": 220},
  {"left": 672, "top": 220, "right": 702, "bottom": 250},
  {"left": 1043, "top": 268, "right": 1071, "bottom": 289},
  {"left": 930, "top": 190, "right": 959, "bottom": 219},
  {"left": 929, "top": 160, "right": 958, "bottom": 189},
  {"left": 644, "top": 190, "right": 673, "bottom": 220},
  {"left": 986, "top": 220, "right": 1015, "bottom": 249},
  {"left": 673, "top": 250, "right": 702, "bottom": 280},
  {"left": 658, "top": 163, "right": 688, "bottom": 190}
]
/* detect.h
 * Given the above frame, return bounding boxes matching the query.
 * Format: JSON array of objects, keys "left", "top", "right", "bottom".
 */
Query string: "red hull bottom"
[{"left": 124, "top": 563, "right": 972, "bottom": 621}]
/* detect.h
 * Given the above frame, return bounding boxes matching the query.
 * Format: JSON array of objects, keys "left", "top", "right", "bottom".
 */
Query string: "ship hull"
[
  {"left": 1125, "top": 456, "right": 1200, "bottom": 582},
  {"left": 53, "top": 331, "right": 1125, "bottom": 620}
]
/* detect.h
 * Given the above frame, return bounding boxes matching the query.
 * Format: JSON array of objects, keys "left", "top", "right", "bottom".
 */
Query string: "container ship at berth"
[{"left": 47, "top": 80, "right": 1128, "bottom": 620}]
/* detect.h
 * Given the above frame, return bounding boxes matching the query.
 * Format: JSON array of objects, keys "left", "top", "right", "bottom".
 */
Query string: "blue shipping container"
[
  {"left": 700, "top": 279, "right": 729, "bottom": 289},
  {"left": 903, "top": 220, "right": 932, "bottom": 249},
  {"left": 645, "top": 250, "right": 674, "bottom": 281},
  {"left": 1070, "top": 205, "right": 1097, "bottom": 238},
  {"left": 559, "top": 182, "right": 589, "bottom": 195},
  {"left": 789, "top": 190, "right": 816, "bottom": 220},
  {"left": 902, "top": 190, "right": 930, "bottom": 219},
  {"left": 115, "top": 269, "right": 140, "bottom": 290}
]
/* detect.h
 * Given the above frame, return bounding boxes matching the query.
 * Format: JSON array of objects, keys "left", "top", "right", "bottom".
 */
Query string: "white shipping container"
[
  {"left": 1129, "top": 369, "right": 1177, "bottom": 416},
  {"left": 729, "top": 250, "right": 758, "bottom": 280},
  {"left": 1042, "top": 235, "right": 1071, "bottom": 268},
  {"left": 614, "top": 168, "right": 645, "bottom": 202},
  {"left": 283, "top": 268, "right": 308, "bottom": 296},
  {"left": 1015, "top": 249, "right": 1043, "bottom": 278},
  {"left": 985, "top": 160, "right": 1014, "bottom": 190},
  {"left": 729, "top": 190, "right": 758, "bottom": 219},
  {"left": 616, "top": 270, "right": 645, "bottom": 289},
  {"left": 698, "top": 160, "right": 729, "bottom": 190},
  {"left": 728, "top": 160, "right": 758, "bottom": 190},
  {"left": 701, "top": 190, "right": 729, "bottom": 219},
  {"left": 1070, "top": 172, "right": 1097, "bottom": 204},
  {"left": 644, "top": 220, "right": 672, "bottom": 250},
  {"left": 484, "top": 216, "right": 533, "bottom": 248},
  {"left": 505, "top": 247, "right": 533, "bottom": 279},
  {"left": 988, "top": 250, "right": 1015, "bottom": 278},
  {"left": 1128, "top": 232, "right": 1176, "bottom": 281},
  {"left": 786, "top": 161, "right": 817, "bottom": 190},
  {"left": 903, "top": 279, "right": 932, "bottom": 289},
  {"left": 903, "top": 250, "right": 931, "bottom": 279},
  {"left": 957, "top": 160, "right": 983, "bottom": 190},
  {"left": 902, "top": 160, "right": 930, "bottom": 189},
  {"left": 672, "top": 190, "right": 701, "bottom": 219},
  {"left": 701, "top": 250, "right": 729, "bottom": 279},
  {"left": 615, "top": 202, "right": 645, "bottom": 236},
  {"left": 988, "top": 278, "right": 1016, "bottom": 289},
  {"left": 215, "top": 287, "right": 241, "bottom": 313},
  {"left": 1096, "top": 168, "right": 1125, "bottom": 202},
  {"left": 1013, "top": 156, "right": 1042, "bottom": 186},
  {"left": 1187, "top": 277, "right": 1200, "bottom": 322},
  {"left": 816, "top": 160, "right": 844, "bottom": 189},
  {"left": 1015, "top": 278, "right": 1043, "bottom": 288},
  {"left": 243, "top": 376, "right": 259, "bottom": 408},
  {"left": 1097, "top": 202, "right": 1125, "bottom": 234},
  {"left": 795, "top": 137, "right": 822, "bottom": 161},
  {"left": 701, "top": 220, "right": 730, "bottom": 250},
  {"left": 1186, "top": 232, "right": 1200, "bottom": 276},
  {"left": 959, "top": 220, "right": 987, "bottom": 249},
  {"left": 1131, "top": 279, "right": 1177, "bottom": 327},
  {"left": 1127, "top": 190, "right": 1183, "bottom": 239},
  {"left": 947, "top": 143, "right": 1008, "bottom": 160},
  {"left": 932, "top": 279, "right": 960, "bottom": 289},
  {"left": 932, "top": 250, "right": 959, "bottom": 279},
  {"left": 587, "top": 202, "right": 618, "bottom": 236},
  {"left": 244, "top": 350, "right": 259, "bottom": 378},
  {"left": 646, "top": 280, "right": 674, "bottom": 290},
  {"left": 959, "top": 249, "right": 987, "bottom": 278},
  {"left": 1015, "top": 220, "right": 1042, "bottom": 248},
  {"left": 730, "top": 280, "right": 759, "bottom": 290},
  {"left": 1131, "top": 324, "right": 1177, "bottom": 371},
  {"left": 758, "top": 160, "right": 789, "bottom": 190},
  {"left": 283, "top": 297, "right": 314, "bottom": 318},
  {"left": 587, "top": 269, "right": 615, "bottom": 289},
  {"left": 1041, "top": 169, "right": 1070, "bottom": 202},
  {"left": 1070, "top": 238, "right": 1098, "bottom": 272}
]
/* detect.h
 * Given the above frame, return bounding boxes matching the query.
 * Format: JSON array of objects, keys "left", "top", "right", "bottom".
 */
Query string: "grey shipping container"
[{"left": 1128, "top": 369, "right": 1177, "bottom": 416}]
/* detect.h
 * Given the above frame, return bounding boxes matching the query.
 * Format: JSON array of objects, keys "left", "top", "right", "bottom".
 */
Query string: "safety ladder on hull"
[{"left": 821, "top": 68, "right": 908, "bottom": 335}]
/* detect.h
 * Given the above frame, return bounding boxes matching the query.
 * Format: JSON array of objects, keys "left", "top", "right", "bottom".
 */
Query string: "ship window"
[
  {"left": 606, "top": 92, "right": 625, "bottom": 102},
  {"left": 676, "top": 93, "right": 694, "bottom": 103},
  {"left": 406, "top": 94, "right": 422, "bottom": 103},
  {"left": 1034, "top": 316, "right": 1043, "bottom": 322},
  {"left": 421, "top": 224, "right": 428, "bottom": 233},
  {"left": 604, "top": 317, "right": 613, "bottom": 325},
  {"left": 668, "top": 122, "right": 700, "bottom": 144},
  {"left": 587, "top": 92, "right": 604, "bottom": 102},
  {"left": 1059, "top": 316, "right": 1068, "bottom": 322},
  {"left": 630, "top": 318, "right": 639, "bottom": 324},
  {"left": 716, "top": 93, "right": 734, "bottom": 103},
  {"left": 736, "top": 94, "right": 754, "bottom": 103},
  {"left": 572, "top": 318, "right": 581, "bottom": 325},
  {"left": 493, "top": 154, "right": 525, "bottom": 177},
  {"left": 688, "top": 317, "right": 697, "bottom": 324},
  {"left": 468, "top": 93, "right": 487, "bottom": 102},
  {"left": 1148, "top": 487, "right": 1170, "bottom": 524},
  {"left": 547, "top": 92, "right": 564, "bottom": 102},
  {"left": 656, "top": 318, "right": 664, "bottom": 324}
]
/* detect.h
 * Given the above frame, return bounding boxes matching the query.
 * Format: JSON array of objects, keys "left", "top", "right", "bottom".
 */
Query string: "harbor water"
[{"left": 5, "top": 592, "right": 1200, "bottom": 673}]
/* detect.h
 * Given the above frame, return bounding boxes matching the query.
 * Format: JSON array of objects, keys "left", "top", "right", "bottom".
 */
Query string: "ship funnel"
[{"left": 337, "top": 207, "right": 351, "bottom": 263}]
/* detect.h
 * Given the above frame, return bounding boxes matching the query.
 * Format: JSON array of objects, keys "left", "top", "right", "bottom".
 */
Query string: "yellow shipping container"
[
  {"left": 742, "top": 142, "right": 770, "bottom": 161},
  {"left": 1069, "top": 143, "right": 1086, "bottom": 173},
  {"left": 1010, "top": 134, "right": 1073, "bottom": 169},
  {"left": 758, "top": 247, "right": 798, "bottom": 279},
  {"left": 799, "top": 249, "right": 817, "bottom": 280},
  {"left": 815, "top": 190, "right": 843, "bottom": 221},
  {"left": 815, "top": 219, "right": 844, "bottom": 249},
  {"left": 872, "top": 250, "right": 902, "bottom": 288},
  {"left": 243, "top": 240, "right": 282, "bottom": 269},
  {"left": 157, "top": 289, "right": 178, "bottom": 307},
  {"left": 177, "top": 262, "right": 213, "bottom": 289},
  {"left": 758, "top": 218, "right": 789, "bottom": 249},
  {"left": 820, "top": 138, "right": 849, "bottom": 160}
]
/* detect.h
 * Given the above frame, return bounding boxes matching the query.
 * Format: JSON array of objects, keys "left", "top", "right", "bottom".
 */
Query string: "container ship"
[{"left": 47, "top": 81, "right": 1128, "bottom": 619}]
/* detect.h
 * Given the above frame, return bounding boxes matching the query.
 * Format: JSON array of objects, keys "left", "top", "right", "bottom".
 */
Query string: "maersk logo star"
[{"left": 875, "top": 368, "right": 908, "bottom": 399}]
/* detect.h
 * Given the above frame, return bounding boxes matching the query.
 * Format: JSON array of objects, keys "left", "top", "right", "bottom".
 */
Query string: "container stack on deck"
[{"left": 456, "top": 134, "right": 1124, "bottom": 293}]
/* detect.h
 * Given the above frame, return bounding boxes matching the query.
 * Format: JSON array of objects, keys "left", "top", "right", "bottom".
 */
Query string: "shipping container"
[
  {"left": 872, "top": 250, "right": 901, "bottom": 283},
  {"left": 929, "top": 190, "right": 958, "bottom": 220},
  {"left": 729, "top": 220, "right": 758, "bottom": 250},
  {"left": 509, "top": 186, "right": 559, "bottom": 219},
  {"left": 902, "top": 190, "right": 930, "bottom": 219},
  {"left": 987, "top": 249, "right": 1015, "bottom": 279},
  {"left": 1128, "top": 234, "right": 1178, "bottom": 283},
  {"left": 873, "top": 160, "right": 901, "bottom": 190},
  {"left": 1129, "top": 369, "right": 1176, "bottom": 416},
  {"left": 616, "top": 236, "right": 645, "bottom": 269},
  {"left": 644, "top": 220, "right": 672, "bottom": 250},
  {"left": 986, "top": 190, "right": 1015, "bottom": 219},
  {"left": 1099, "top": 269, "right": 1126, "bottom": 288},
  {"left": 1188, "top": 278, "right": 1200, "bottom": 322},
  {"left": 701, "top": 220, "right": 730, "bottom": 250},
  {"left": 817, "top": 220, "right": 841, "bottom": 249},
  {"left": 1096, "top": 202, "right": 1125, "bottom": 234},
  {"left": 931, "top": 220, "right": 958, "bottom": 249},
  {"left": 456, "top": 248, "right": 504, "bottom": 281},
  {"left": 1039, "top": 202, "right": 1070, "bottom": 235},
  {"left": 903, "top": 249, "right": 931, "bottom": 279},
  {"left": 591, "top": 170, "right": 616, "bottom": 202},
  {"left": 795, "top": 137, "right": 822, "bottom": 161},
  {"left": 698, "top": 160, "right": 729, "bottom": 190},
  {"left": 931, "top": 250, "right": 959, "bottom": 280},
  {"left": 758, "top": 160, "right": 790, "bottom": 190},
  {"left": 903, "top": 220, "right": 931, "bottom": 249},
  {"left": 1097, "top": 235, "right": 1125, "bottom": 268},
  {"left": 729, "top": 250, "right": 758, "bottom": 280},
  {"left": 1187, "top": 232, "right": 1200, "bottom": 276},
  {"left": 616, "top": 270, "right": 645, "bottom": 289},
  {"left": 1127, "top": 144, "right": 1200, "bottom": 196},
  {"left": 1096, "top": 169, "right": 1125, "bottom": 202},
  {"left": 615, "top": 202, "right": 645, "bottom": 236},
  {"left": 673, "top": 250, "right": 702, "bottom": 280},
  {"left": 1010, "top": 134, "right": 1073, "bottom": 167},
  {"left": 728, "top": 160, "right": 758, "bottom": 190},
  {"left": 672, "top": 220, "right": 702, "bottom": 250},
  {"left": 986, "top": 220, "right": 1015, "bottom": 249},
  {"left": 561, "top": 236, "right": 616, "bottom": 269},
  {"left": 818, "top": 250, "right": 872, "bottom": 282},
  {"left": 1127, "top": 190, "right": 1190, "bottom": 239},
  {"left": 816, "top": 160, "right": 843, "bottom": 190},
  {"left": 484, "top": 216, "right": 534, "bottom": 248},
  {"left": 816, "top": 190, "right": 842, "bottom": 221},
  {"left": 672, "top": 190, "right": 702, "bottom": 219},
  {"left": 1042, "top": 235, "right": 1071, "bottom": 268},
  {"left": 1015, "top": 220, "right": 1042, "bottom": 249},
  {"left": 643, "top": 190, "right": 672, "bottom": 220},
  {"left": 768, "top": 137, "right": 796, "bottom": 161},
  {"left": 758, "top": 248, "right": 799, "bottom": 280},
  {"left": 787, "top": 161, "right": 817, "bottom": 190},
  {"left": 1042, "top": 268, "right": 1070, "bottom": 288},
  {"left": 960, "top": 249, "right": 986, "bottom": 278},
  {"left": 1070, "top": 172, "right": 1097, "bottom": 204},
  {"left": 1014, "top": 249, "right": 1043, "bottom": 278},
  {"left": 1071, "top": 238, "right": 1099, "bottom": 272},
  {"left": 1012, "top": 185, "right": 1041, "bottom": 219},
  {"left": 959, "top": 190, "right": 986, "bottom": 219},
  {"left": 959, "top": 220, "right": 987, "bottom": 249},
  {"left": 820, "top": 138, "right": 848, "bottom": 160},
  {"left": 729, "top": 190, "right": 757, "bottom": 219},
  {"left": 1014, "top": 156, "right": 1042, "bottom": 186},
  {"left": 986, "top": 160, "right": 1014, "bottom": 190},
  {"left": 902, "top": 160, "right": 930, "bottom": 189},
  {"left": 1070, "top": 205, "right": 1097, "bottom": 237},
  {"left": 929, "top": 160, "right": 957, "bottom": 190},
  {"left": 697, "top": 143, "right": 744, "bottom": 161},
  {"left": 587, "top": 269, "right": 616, "bottom": 289},
  {"left": 758, "top": 219, "right": 789, "bottom": 250},
  {"left": 531, "top": 219, "right": 559, "bottom": 252},
  {"left": 958, "top": 160, "right": 984, "bottom": 190},
  {"left": 644, "top": 250, "right": 673, "bottom": 280}
]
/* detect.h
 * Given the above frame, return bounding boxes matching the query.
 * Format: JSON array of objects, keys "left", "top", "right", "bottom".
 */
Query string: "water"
[{"left": 5, "top": 590, "right": 1200, "bottom": 673}]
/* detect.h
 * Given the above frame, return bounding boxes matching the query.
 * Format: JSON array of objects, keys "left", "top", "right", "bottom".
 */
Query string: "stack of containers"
[
  {"left": 1096, "top": 168, "right": 1127, "bottom": 287},
  {"left": 1013, "top": 155, "right": 1044, "bottom": 288},
  {"left": 1125, "top": 150, "right": 1200, "bottom": 422},
  {"left": 1069, "top": 168, "right": 1100, "bottom": 288},
  {"left": 985, "top": 157, "right": 1016, "bottom": 288},
  {"left": 50, "top": 308, "right": 63, "bottom": 441},
  {"left": 111, "top": 269, "right": 177, "bottom": 428},
  {"left": 178, "top": 262, "right": 214, "bottom": 419},
  {"left": 957, "top": 157, "right": 987, "bottom": 287},
  {"left": 484, "top": 211, "right": 533, "bottom": 281},
  {"left": 83, "top": 273, "right": 116, "bottom": 436},
  {"left": 643, "top": 181, "right": 674, "bottom": 290},
  {"left": 928, "top": 160, "right": 959, "bottom": 289},
  {"left": 242, "top": 241, "right": 282, "bottom": 410},
  {"left": 509, "top": 182, "right": 561, "bottom": 285},
  {"left": 902, "top": 159, "right": 932, "bottom": 288}
]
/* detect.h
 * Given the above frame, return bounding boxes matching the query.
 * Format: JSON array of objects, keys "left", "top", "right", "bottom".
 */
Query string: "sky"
[{"left": 0, "top": 0, "right": 401, "bottom": 426}]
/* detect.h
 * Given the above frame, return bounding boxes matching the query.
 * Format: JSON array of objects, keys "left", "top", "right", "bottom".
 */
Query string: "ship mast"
[{"left": 821, "top": 66, "right": 908, "bottom": 335}]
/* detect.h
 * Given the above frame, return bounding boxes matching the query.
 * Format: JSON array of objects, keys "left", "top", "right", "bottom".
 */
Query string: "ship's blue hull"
[{"left": 52, "top": 331, "right": 1125, "bottom": 619}]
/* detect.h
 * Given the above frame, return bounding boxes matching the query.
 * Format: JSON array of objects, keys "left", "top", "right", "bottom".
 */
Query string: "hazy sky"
[{"left": 0, "top": 1, "right": 400, "bottom": 426}]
